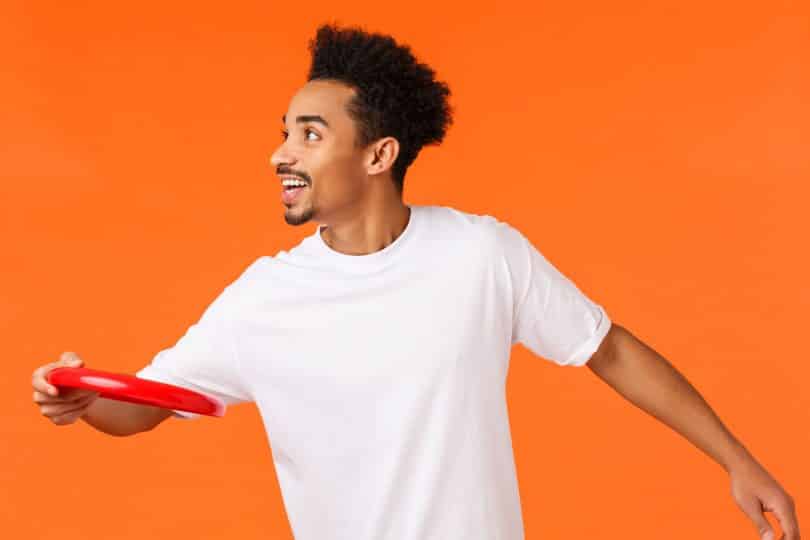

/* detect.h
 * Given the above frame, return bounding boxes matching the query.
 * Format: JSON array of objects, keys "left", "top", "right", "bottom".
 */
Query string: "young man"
[{"left": 33, "top": 23, "right": 799, "bottom": 540}]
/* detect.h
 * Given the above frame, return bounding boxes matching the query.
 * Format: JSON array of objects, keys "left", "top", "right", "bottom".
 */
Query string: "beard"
[{"left": 284, "top": 203, "right": 315, "bottom": 226}]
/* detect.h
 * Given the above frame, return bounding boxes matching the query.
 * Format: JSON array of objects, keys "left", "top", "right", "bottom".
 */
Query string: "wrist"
[{"left": 722, "top": 440, "right": 756, "bottom": 474}]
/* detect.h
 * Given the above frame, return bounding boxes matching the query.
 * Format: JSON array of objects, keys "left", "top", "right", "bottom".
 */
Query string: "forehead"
[{"left": 284, "top": 79, "right": 356, "bottom": 128}]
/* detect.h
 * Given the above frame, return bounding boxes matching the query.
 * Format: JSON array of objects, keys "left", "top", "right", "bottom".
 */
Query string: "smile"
[{"left": 281, "top": 184, "right": 308, "bottom": 204}]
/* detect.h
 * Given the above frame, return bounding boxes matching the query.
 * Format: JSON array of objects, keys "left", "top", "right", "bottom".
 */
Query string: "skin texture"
[
  {"left": 31, "top": 354, "right": 100, "bottom": 426},
  {"left": 588, "top": 324, "right": 800, "bottom": 540},
  {"left": 30, "top": 74, "right": 800, "bottom": 540},
  {"left": 271, "top": 79, "right": 411, "bottom": 255},
  {"left": 32, "top": 352, "right": 171, "bottom": 435},
  {"left": 30, "top": 78, "right": 416, "bottom": 435}
]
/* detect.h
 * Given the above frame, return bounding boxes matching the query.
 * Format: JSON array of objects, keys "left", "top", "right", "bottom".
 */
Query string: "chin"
[{"left": 284, "top": 205, "right": 315, "bottom": 226}]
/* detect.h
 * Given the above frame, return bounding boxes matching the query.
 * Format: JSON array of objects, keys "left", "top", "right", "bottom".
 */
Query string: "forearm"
[
  {"left": 80, "top": 397, "right": 170, "bottom": 437},
  {"left": 588, "top": 325, "right": 754, "bottom": 472}
]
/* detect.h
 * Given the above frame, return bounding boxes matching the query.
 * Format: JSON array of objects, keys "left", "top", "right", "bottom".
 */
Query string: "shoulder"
[
  {"left": 217, "top": 256, "right": 270, "bottom": 305},
  {"left": 424, "top": 206, "right": 536, "bottom": 270},
  {"left": 423, "top": 204, "right": 523, "bottom": 248},
  {"left": 445, "top": 206, "right": 530, "bottom": 262},
  {"left": 231, "top": 256, "right": 271, "bottom": 286}
]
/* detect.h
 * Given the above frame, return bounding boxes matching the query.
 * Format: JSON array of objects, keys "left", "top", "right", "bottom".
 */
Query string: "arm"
[
  {"left": 81, "top": 397, "right": 174, "bottom": 437},
  {"left": 587, "top": 323, "right": 800, "bottom": 540},
  {"left": 32, "top": 352, "right": 175, "bottom": 436}
]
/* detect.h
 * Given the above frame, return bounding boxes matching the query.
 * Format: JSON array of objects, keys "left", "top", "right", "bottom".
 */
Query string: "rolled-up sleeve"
[
  {"left": 136, "top": 282, "right": 252, "bottom": 420},
  {"left": 496, "top": 220, "right": 612, "bottom": 366}
]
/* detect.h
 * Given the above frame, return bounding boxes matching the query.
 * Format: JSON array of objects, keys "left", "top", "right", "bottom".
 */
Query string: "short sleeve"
[
  {"left": 496, "top": 220, "right": 612, "bottom": 366},
  {"left": 136, "top": 281, "right": 253, "bottom": 420}
]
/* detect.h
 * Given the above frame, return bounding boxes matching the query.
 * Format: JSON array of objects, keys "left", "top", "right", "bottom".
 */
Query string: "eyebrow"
[{"left": 281, "top": 114, "right": 330, "bottom": 128}]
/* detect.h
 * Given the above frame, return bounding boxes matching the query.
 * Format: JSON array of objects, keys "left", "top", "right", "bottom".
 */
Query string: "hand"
[
  {"left": 32, "top": 352, "right": 100, "bottom": 426},
  {"left": 730, "top": 456, "right": 800, "bottom": 540}
]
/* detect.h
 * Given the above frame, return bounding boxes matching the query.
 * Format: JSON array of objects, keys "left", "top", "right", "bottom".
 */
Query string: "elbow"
[{"left": 586, "top": 322, "right": 624, "bottom": 374}]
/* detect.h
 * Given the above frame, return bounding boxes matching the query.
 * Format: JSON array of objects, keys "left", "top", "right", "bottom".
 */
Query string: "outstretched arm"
[{"left": 587, "top": 323, "right": 800, "bottom": 540}]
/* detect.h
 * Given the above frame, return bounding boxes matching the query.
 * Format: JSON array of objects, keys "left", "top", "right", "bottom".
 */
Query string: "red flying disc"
[{"left": 46, "top": 367, "right": 226, "bottom": 417}]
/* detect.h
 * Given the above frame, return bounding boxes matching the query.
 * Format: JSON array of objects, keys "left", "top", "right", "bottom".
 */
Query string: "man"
[{"left": 32, "top": 23, "right": 799, "bottom": 540}]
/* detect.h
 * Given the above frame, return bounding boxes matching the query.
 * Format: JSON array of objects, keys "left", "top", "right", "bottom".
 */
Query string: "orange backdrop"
[{"left": 3, "top": 1, "right": 808, "bottom": 538}]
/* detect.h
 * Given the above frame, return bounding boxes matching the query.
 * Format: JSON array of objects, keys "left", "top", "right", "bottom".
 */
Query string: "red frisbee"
[{"left": 46, "top": 367, "right": 226, "bottom": 417}]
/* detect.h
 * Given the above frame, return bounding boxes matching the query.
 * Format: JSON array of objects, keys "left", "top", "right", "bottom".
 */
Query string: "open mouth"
[
  {"left": 282, "top": 182, "right": 308, "bottom": 191},
  {"left": 281, "top": 179, "right": 309, "bottom": 204},
  {"left": 281, "top": 176, "right": 308, "bottom": 189}
]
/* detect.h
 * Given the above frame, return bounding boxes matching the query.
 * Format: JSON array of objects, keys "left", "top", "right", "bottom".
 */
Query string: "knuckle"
[{"left": 41, "top": 404, "right": 59, "bottom": 416}]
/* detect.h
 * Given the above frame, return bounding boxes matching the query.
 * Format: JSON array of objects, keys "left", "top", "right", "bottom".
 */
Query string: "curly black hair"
[{"left": 306, "top": 23, "right": 453, "bottom": 194}]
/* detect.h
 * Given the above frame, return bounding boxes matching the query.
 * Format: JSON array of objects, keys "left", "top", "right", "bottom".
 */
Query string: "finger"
[
  {"left": 737, "top": 494, "right": 775, "bottom": 540},
  {"left": 32, "top": 364, "right": 60, "bottom": 396},
  {"left": 34, "top": 389, "right": 98, "bottom": 405},
  {"left": 40, "top": 395, "right": 96, "bottom": 417},
  {"left": 51, "top": 387, "right": 97, "bottom": 401},
  {"left": 60, "top": 351, "right": 84, "bottom": 366},
  {"left": 36, "top": 353, "right": 85, "bottom": 396},
  {"left": 771, "top": 499, "right": 800, "bottom": 540},
  {"left": 40, "top": 393, "right": 98, "bottom": 418},
  {"left": 51, "top": 406, "right": 91, "bottom": 426},
  {"left": 56, "top": 352, "right": 84, "bottom": 375},
  {"left": 33, "top": 384, "right": 85, "bottom": 401},
  {"left": 51, "top": 394, "right": 96, "bottom": 425}
]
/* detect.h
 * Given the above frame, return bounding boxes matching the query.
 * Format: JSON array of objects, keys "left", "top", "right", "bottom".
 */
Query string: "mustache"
[{"left": 277, "top": 167, "right": 311, "bottom": 184}]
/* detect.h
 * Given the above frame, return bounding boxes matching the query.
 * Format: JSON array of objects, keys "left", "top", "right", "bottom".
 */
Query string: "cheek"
[{"left": 314, "top": 152, "right": 365, "bottom": 194}]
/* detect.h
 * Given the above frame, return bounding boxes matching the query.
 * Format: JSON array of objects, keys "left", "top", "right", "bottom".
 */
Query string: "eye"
[{"left": 280, "top": 128, "right": 320, "bottom": 142}]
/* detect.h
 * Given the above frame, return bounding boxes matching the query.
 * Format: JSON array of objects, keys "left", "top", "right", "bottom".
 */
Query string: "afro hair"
[{"left": 306, "top": 23, "right": 453, "bottom": 193}]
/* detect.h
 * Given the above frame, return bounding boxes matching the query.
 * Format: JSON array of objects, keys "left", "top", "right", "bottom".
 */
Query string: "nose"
[{"left": 270, "top": 142, "right": 297, "bottom": 169}]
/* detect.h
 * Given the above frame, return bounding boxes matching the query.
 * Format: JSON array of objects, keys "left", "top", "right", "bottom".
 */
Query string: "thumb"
[
  {"left": 60, "top": 351, "right": 84, "bottom": 367},
  {"left": 738, "top": 495, "right": 775, "bottom": 540}
]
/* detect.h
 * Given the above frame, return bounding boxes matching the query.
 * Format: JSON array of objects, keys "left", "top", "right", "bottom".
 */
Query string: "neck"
[{"left": 319, "top": 191, "right": 411, "bottom": 256}]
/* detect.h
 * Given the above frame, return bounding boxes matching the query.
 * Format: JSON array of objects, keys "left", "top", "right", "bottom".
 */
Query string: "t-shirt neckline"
[{"left": 314, "top": 205, "right": 420, "bottom": 272}]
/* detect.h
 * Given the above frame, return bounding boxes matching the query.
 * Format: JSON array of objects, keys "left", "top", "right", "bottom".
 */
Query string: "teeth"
[{"left": 282, "top": 178, "right": 308, "bottom": 187}]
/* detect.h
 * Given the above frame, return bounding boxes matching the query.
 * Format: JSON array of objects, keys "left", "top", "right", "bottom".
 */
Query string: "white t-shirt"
[{"left": 137, "top": 204, "right": 611, "bottom": 540}]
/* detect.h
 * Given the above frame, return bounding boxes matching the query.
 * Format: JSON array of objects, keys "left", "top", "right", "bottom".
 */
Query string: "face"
[{"left": 270, "top": 79, "right": 370, "bottom": 226}]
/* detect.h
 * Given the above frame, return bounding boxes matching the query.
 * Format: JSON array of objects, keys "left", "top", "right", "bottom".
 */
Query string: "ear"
[{"left": 365, "top": 136, "right": 400, "bottom": 176}]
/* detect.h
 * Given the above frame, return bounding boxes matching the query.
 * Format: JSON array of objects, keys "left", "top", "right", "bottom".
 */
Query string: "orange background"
[{"left": 2, "top": 1, "right": 808, "bottom": 538}]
